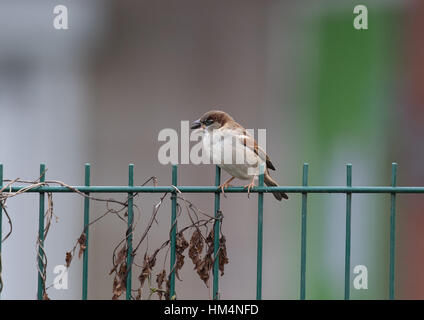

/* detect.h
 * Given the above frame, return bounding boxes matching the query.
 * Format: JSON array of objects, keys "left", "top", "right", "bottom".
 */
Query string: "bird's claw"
[
  {"left": 243, "top": 181, "right": 256, "bottom": 198},
  {"left": 218, "top": 182, "right": 231, "bottom": 198}
]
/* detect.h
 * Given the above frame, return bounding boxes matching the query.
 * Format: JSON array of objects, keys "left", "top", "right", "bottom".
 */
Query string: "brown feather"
[{"left": 236, "top": 128, "right": 276, "bottom": 171}]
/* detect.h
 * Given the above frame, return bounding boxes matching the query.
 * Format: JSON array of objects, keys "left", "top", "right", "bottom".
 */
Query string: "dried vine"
[{"left": 0, "top": 169, "right": 229, "bottom": 299}]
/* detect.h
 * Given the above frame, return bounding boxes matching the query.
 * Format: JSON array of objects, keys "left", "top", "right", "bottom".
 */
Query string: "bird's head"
[{"left": 190, "top": 110, "right": 233, "bottom": 131}]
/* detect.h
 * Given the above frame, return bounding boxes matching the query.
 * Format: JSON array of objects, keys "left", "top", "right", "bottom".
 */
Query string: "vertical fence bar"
[
  {"left": 0, "top": 164, "right": 3, "bottom": 297},
  {"left": 126, "top": 164, "right": 134, "bottom": 300},
  {"left": 169, "top": 165, "right": 178, "bottom": 299},
  {"left": 256, "top": 164, "right": 265, "bottom": 300},
  {"left": 37, "top": 163, "right": 46, "bottom": 300},
  {"left": 389, "top": 162, "right": 398, "bottom": 300},
  {"left": 344, "top": 164, "right": 352, "bottom": 300},
  {"left": 0, "top": 164, "right": 2, "bottom": 237},
  {"left": 0, "top": 164, "right": 2, "bottom": 244},
  {"left": 82, "top": 163, "right": 90, "bottom": 300},
  {"left": 213, "top": 166, "right": 221, "bottom": 300},
  {"left": 300, "top": 163, "right": 309, "bottom": 300}
]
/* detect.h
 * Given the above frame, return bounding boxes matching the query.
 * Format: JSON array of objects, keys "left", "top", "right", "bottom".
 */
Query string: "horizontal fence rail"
[
  {"left": 2, "top": 186, "right": 424, "bottom": 193},
  {"left": 1, "top": 162, "right": 424, "bottom": 300}
]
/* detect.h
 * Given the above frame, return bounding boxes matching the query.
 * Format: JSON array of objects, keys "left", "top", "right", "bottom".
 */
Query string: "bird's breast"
[{"left": 201, "top": 129, "right": 264, "bottom": 179}]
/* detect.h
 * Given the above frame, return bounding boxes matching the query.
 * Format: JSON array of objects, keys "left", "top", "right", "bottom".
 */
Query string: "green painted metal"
[
  {"left": 213, "top": 166, "right": 221, "bottom": 300},
  {"left": 5, "top": 186, "right": 424, "bottom": 194},
  {"left": 37, "top": 163, "right": 46, "bottom": 300},
  {"left": 300, "top": 163, "right": 309, "bottom": 300},
  {"left": 256, "top": 164, "right": 265, "bottom": 300},
  {"left": 0, "top": 164, "right": 3, "bottom": 248},
  {"left": 389, "top": 163, "right": 398, "bottom": 300},
  {"left": 1, "top": 162, "right": 421, "bottom": 300},
  {"left": 344, "top": 164, "right": 352, "bottom": 300},
  {"left": 169, "top": 165, "right": 178, "bottom": 299},
  {"left": 0, "top": 164, "right": 2, "bottom": 297},
  {"left": 126, "top": 164, "right": 134, "bottom": 300},
  {"left": 82, "top": 163, "right": 90, "bottom": 300}
]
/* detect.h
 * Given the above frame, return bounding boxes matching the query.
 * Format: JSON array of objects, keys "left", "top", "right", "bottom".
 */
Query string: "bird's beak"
[{"left": 190, "top": 119, "right": 202, "bottom": 129}]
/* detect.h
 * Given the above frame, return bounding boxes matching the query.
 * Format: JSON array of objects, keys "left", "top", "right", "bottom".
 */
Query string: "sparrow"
[{"left": 190, "top": 110, "right": 288, "bottom": 201}]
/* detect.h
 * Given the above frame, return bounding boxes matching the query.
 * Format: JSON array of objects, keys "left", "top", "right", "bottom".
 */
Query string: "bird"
[{"left": 190, "top": 110, "right": 288, "bottom": 201}]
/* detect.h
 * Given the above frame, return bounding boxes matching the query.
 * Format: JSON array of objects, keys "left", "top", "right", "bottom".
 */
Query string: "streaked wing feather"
[{"left": 239, "top": 129, "right": 276, "bottom": 171}]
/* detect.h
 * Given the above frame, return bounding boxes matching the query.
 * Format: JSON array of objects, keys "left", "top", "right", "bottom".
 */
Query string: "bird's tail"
[{"left": 264, "top": 174, "right": 288, "bottom": 201}]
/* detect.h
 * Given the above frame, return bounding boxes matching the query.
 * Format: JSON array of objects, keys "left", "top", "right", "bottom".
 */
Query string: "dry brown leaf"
[
  {"left": 135, "top": 288, "right": 142, "bottom": 300},
  {"left": 109, "top": 246, "right": 127, "bottom": 275},
  {"left": 175, "top": 232, "right": 189, "bottom": 280},
  {"left": 112, "top": 263, "right": 127, "bottom": 299},
  {"left": 138, "top": 253, "right": 156, "bottom": 288},
  {"left": 188, "top": 229, "right": 214, "bottom": 287},
  {"left": 189, "top": 229, "right": 203, "bottom": 268},
  {"left": 219, "top": 236, "right": 229, "bottom": 276},
  {"left": 156, "top": 269, "right": 166, "bottom": 300},
  {"left": 77, "top": 233, "right": 87, "bottom": 259},
  {"left": 176, "top": 232, "right": 189, "bottom": 252},
  {"left": 65, "top": 251, "right": 72, "bottom": 268},
  {"left": 206, "top": 229, "right": 214, "bottom": 247},
  {"left": 165, "top": 277, "right": 171, "bottom": 300}
]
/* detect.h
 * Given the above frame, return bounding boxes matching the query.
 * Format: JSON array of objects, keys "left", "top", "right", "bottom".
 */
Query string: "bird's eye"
[{"left": 204, "top": 119, "right": 214, "bottom": 126}]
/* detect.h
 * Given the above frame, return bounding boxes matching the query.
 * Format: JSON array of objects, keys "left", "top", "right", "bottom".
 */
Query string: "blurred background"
[{"left": 0, "top": 0, "right": 423, "bottom": 299}]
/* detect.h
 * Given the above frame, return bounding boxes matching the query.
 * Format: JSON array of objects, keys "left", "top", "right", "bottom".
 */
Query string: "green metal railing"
[
  {"left": 1, "top": 162, "right": 424, "bottom": 300},
  {"left": 37, "top": 164, "right": 46, "bottom": 300}
]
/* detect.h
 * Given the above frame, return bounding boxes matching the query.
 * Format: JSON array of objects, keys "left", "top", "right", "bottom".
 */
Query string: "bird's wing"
[{"left": 227, "top": 123, "right": 276, "bottom": 171}]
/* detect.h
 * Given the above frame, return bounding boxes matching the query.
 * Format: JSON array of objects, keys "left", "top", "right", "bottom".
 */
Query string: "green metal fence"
[{"left": 1, "top": 162, "right": 424, "bottom": 300}]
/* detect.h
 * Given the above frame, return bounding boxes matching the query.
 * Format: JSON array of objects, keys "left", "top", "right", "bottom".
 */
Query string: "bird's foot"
[
  {"left": 243, "top": 179, "right": 256, "bottom": 198},
  {"left": 218, "top": 181, "right": 232, "bottom": 198},
  {"left": 217, "top": 176, "right": 235, "bottom": 198}
]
